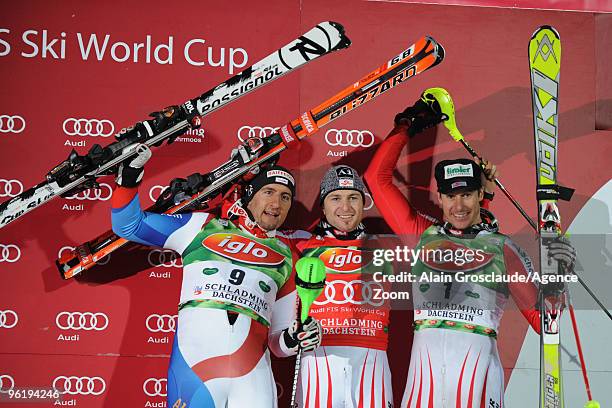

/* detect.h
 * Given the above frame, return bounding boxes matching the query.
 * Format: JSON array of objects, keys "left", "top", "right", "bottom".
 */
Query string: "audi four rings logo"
[
  {"left": 0, "top": 310, "right": 18, "bottom": 329},
  {"left": 143, "top": 378, "right": 167, "bottom": 397},
  {"left": 63, "top": 118, "right": 115, "bottom": 137},
  {"left": 0, "top": 115, "right": 26, "bottom": 133},
  {"left": 325, "top": 129, "right": 375, "bottom": 148},
  {"left": 65, "top": 183, "right": 113, "bottom": 201},
  {"left": 313, "top": 280, "right": 385, "bottom": 307},
  {"left": 57, "top": 246, "right": 110, "bottom": 265},
  {"left": 0, "top": 374, "right": 15, "bottom": 392},
  {"left": 55, "top": 312, "right": 109, "bottom": 331},
  {"left": 148, "top": 249, "right": 183, "bottom": 268},
  {"left": 52, "top": 376, "right": 106, "bottom": 396},
  {"left": 148, "top": 185, "right": 167, "bottom": 203},
  {"left": 0, "top": 179, "right": 24, "bottom": 198},
  {"left": 237, "top": 125, "right": 278, "bottom": 142},
  {"left": 0, "top": 244, "right": 21, "bottom": 263},
  {"left": 146, "top": 314, "right": 177, "bottom": 333}
]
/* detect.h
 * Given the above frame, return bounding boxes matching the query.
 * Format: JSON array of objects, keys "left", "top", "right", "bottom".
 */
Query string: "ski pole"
[
  {"left": 424, "top": 86, "right": 612, "bottom": 322},
  {"left": 422, "top": 87, "right": 538, "bottom": 231},
  {"left": 290, "top": 257, "right": 326, "bottom": 408},
  {"left": 567, "top": 289, "right": 600, "bottom": 407}
]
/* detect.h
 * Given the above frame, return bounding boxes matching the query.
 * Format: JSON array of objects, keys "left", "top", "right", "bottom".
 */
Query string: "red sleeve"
[
  {"left": 364, "top": 128, "right": 435, "bottom": 236},
  {"left": 111, "top": 185, "right": 138, "bottom": 209},
  {"left": 504, "top": 240, "right": 541, "bottom": 334}
]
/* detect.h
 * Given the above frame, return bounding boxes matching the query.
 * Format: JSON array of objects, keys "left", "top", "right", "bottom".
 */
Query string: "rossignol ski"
[
  {"left": 530, "top": 25, "right": 573, "bottom": 408},
  {"left": 0, "top": 22, "right": 350, "bottom": 229},
  {"left": 57, "top": 35, "right": 445, "bottom": 278}
]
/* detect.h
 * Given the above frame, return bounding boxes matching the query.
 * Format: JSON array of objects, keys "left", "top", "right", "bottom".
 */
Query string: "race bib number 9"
[{"left": 180, "top": 260, "right": 279, "bottom": 323}]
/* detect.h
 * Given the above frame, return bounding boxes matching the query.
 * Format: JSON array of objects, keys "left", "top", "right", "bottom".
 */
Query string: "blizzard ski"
[
  {"left": 0, "top": 21, "right": 350, "bottom": 229},
  {"left": 57, "top": 35, "right": 445, "bottom": 278},
  {"left": 530, "top": 25, "right": 574, "bottom": 408}
]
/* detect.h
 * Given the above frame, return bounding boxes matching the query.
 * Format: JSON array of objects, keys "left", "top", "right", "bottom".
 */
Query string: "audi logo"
[
  {"left": 0, "top": 179, "right": 24, "bottom": 198},
  {"left": 0, "top": 244, "right": 21, "bottom": 263},
  {"left": 148, "top": 249, "right": 182, "bottom": 268},
  {"left": 0, "top": 115, "right": 26, "bottom": 133},
  {"left": 237, "top": 125, "right": 279, "bottom": 142},
  {"left": 148, "top": 185, "right": 168, "bottom": 203},
  {"left": 52, "top": 376, "right": 106, "bottom": 396},
  {"left": 57, "top": 246, "right": 110, "bottom": 265},
  {"left": 325, "top": 129, "right": 375, "bottom": 148},
  {"left": 143, "top": 378, "right": 167, "bottom": 397},
  {"left": 145, "top": 314, "right": 177, "bottom": 333},
  {"left": 314, "top": 280, "right": 385, "bottom": 307},
  {"left": 0, "top": 310, "right": 18, "bottom": 329},
  {"left": 0, "top": 374, "right": 15, "bottom": 393},
  {"left": 0, "top": 310, "right": 19, "bottom": 329},
  {"left": 364, "top": 193, "right": 374, "bottom": 211},
  {"left": 55, "top": 312, "right": 109, "bottom": 331},
  {"left": 65, "top": 183, "right": 112, "bottom": 201},
  {"left": 63, "top": 118, "right": 115, "bottom": 137}
]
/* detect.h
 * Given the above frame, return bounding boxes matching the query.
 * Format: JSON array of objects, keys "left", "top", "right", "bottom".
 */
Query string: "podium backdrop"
[{"left": 1, "top": 1, "right": 611, "bottom": 407}]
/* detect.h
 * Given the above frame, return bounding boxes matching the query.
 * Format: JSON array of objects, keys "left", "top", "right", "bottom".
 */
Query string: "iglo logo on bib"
[
  {"left": 319, "top": 248, "right": 367, "bottom": 273},
  {"left": 202, "top": 233, "right": 285, "bottom": 266}
]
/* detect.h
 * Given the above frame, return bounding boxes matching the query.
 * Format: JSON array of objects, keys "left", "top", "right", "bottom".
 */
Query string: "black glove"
[
  {"left": 547, "top": 236, "right": 577, "bottom": 273},
  {"left": 116, "top": 144, "right": 152, "bottom": 188},
  {"left": 281, "top": 316, "right": 322, "bottom": 354},
  {"left": 394, "top": 98, "right": 447, "bottom": 137}
]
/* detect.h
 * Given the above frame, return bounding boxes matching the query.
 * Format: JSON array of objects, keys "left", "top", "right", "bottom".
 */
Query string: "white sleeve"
[{"left": 268, "top": 289, "right": 298, "bottom": 357}]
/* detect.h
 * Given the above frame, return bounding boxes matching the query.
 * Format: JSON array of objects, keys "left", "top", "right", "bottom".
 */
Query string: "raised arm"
[
  {"left": 365, "top": 97, "right": 496, "bottom": 234},
  {"left": 364, "top": 127, "right": 436, "bottom": 236},
  {"left": 111, "top": 145, "right": 208, "bottom": 253}
]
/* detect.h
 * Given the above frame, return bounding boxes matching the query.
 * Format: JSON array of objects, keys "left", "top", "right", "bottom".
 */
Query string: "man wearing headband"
[
  {"left": 111, "top": 145, "right": 321, "bottom": 408},
  {"left": 364, "top": 97, "right": 575, "bottom": 407}
]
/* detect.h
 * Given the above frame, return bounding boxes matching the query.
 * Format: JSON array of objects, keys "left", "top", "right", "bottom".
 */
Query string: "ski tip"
[
  {"left": 0, "top": 198, "right": 9, "bottom": 214},
  {"left": 324, "top": 21, "right": 352, "bottom": 50},
  {"left": 426, "top": 36, "right": 446, "bottom": 65},
  {"left": 55, "top": 258, "right": 72, "bottom": 280},
  {"left": 336, "top": 36, "right": 352, "bottom": 50},
  {"left": 531, "top": 25, "right": 560, "bottom": 40},
  {"left": 327, "top": 21, "right": 345, "bottom": 32}
]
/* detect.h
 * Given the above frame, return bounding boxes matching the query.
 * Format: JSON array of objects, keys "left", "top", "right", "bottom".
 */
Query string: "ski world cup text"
[{"left": 0, "top": 29, "right": 249, "bottom": 74}]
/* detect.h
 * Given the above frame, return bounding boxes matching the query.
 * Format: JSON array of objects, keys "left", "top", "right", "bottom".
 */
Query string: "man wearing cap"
[
  {"left": 364, "top": 97, "right": 575, "bottom": 407},
  {"left": 294, "top": 165, "right": 395, "bottom": 407},
  {"left": 110, "top": 144, "right": 322, "bottom": 408}
]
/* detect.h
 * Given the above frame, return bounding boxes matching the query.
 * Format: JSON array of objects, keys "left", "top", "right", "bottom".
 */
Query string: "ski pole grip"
[
  {"left": 421, "top": 87, "right": 463, "bottom": 141},
  {"left": 295, "top": 257, "right": 326, "bottom": 323}
]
